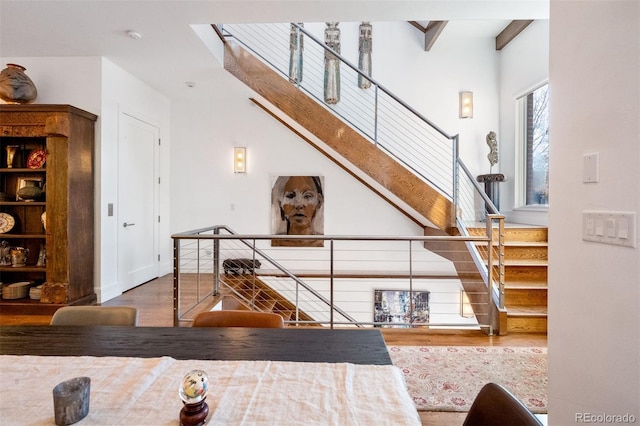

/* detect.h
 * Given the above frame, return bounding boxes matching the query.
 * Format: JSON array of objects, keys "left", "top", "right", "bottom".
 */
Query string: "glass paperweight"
[
  {"left": 179, "top": 369, "right": 209, "bottom": 404},
  {"left": 179, "top": 370, "right": 210, "bottom": 426}
]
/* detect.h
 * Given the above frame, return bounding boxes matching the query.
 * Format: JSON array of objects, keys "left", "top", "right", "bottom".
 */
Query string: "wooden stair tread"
[
  {"left": 504, "top": 281, "right": 548, "bottom": 288},
  {"left": 506, "top": 306, "right": 548, "bottom": 316},
  {"left": 503, "top": 241, "right": 548, "bottom": 247},
  {"left": 503, "top": 259, "right": 548, "bottom": 266}
]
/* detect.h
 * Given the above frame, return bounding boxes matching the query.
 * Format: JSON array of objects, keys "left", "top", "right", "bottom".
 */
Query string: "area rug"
[{"left": 388, "top": 346, "right": 547, "bottom": 413}]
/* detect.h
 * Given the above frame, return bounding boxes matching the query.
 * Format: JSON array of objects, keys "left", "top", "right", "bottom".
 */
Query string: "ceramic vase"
[
  {"left": 0, "top": 64, "right": 38, "bottom": 104},
  {"left": 5, "top": 145, "right": 18, "bottom": 168},
  {"left": 17, "top": 179, "right": 44, "bottom": 201}
]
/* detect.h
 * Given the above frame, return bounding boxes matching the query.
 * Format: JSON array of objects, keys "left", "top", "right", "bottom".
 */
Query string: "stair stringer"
[
  {"left": 424, "top": 226, "right": 503, "bottom": 335},
  {"left": 223, "top": 39, "right": 454, "bottom": 233}
]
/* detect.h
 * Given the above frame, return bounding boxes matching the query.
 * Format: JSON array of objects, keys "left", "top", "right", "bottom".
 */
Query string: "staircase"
[
  {"left": 213, "top": 23, "right": 541, "bottom": 335},
  {"left": 220, "top": 274, "right": 319, "bottom": 325},
  {"left": 501, "top": 226, "right": 548, "bottom": 333},
  {"left": 470, "top": 226, "right": 548, "bottom": 334}
]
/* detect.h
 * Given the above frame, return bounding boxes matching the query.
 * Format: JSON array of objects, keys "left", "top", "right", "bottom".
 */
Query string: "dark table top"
[{"left": 0, "top": 326, "right": 392, "bottom": 365}]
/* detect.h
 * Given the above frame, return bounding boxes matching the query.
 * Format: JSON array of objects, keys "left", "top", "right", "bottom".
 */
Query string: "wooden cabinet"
[{"left": 0, "top": 105, "right": 97, "bottom": 314}]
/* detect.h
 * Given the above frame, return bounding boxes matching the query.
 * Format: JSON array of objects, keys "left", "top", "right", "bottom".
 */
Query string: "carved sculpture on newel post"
[
  {"left": 486, "top": 131, "right": 499, "bottom": 173},
  {"left": 323, "top": 22, "right": 341, "bottom": 104},
  {"left": 288, "top": 23, "right": 304, "bottom": 84},
  {"left": 477, "top": 131, "right": 506, "bottom": 212},
  {"left": 358, "top": 22, "right": 372, "bottom": 89}
]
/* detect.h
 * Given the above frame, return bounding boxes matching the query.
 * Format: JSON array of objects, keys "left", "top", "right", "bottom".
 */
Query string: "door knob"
[{"left": 123, "top": 222, "right": 136, "bottom": 228}]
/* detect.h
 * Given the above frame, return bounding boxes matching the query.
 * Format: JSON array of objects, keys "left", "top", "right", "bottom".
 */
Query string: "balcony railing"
[{"left": 172, "top": 225, "right": 501, "bottom": 333}]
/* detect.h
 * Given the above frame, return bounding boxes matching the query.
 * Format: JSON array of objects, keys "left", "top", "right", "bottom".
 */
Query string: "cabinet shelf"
[
  {"left": 0, "top": 234, "right": 46, "bottom": 239},
  {"left": 0, "top": 168, "right": 45, "bottom": 173},
  {"left": 0, "top": 202, "right": 46, "bottom": 206},
  {"left": 0, "top": 104, "right": 97, "bottom": 310},
  {"left": 0, "top": 265, "right": 45, "bottom": 272}
]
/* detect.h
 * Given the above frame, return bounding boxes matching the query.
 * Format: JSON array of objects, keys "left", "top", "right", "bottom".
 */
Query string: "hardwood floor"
[
  {"left": 102, "top": 274, "right": 547, "bottom": 345},
  {"left": 101, "top": 274, "right": 546, "bottom": 426}
]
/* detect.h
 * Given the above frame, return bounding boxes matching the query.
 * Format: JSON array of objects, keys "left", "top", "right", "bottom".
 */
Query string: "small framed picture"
[{"left": 374, "top": 289, "right": 430, "bottom": 328}]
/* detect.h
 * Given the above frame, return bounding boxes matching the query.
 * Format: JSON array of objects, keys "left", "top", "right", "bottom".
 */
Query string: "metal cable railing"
[
  {"left": 215, "top": 22, "right": 506, "bottom": 312},
  {"left": 173, "top": 226, "right": 360, "bottom": 327},
  {"left": 172, "top": 226, "right": 495, "bottom": 332},
  {"left": 220, "top": 22, "right": 455, "bottom": 197}
]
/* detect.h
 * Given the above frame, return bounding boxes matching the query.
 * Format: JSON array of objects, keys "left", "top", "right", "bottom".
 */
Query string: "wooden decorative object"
[{"left": 179, "top": 399, "right": 209, "bottom": 426}]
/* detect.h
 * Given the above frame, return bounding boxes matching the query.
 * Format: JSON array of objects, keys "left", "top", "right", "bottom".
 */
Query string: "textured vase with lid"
[
  {"left": 0, "top": 64, "right": 38, "bottom": 104},
  {"left": 17, "top": 180, "right": 45, "bottom": 201}
]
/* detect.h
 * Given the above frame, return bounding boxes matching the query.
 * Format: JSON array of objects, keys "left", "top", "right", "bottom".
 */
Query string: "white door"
[{"left": 118, "top": 112, "right": 159, "bottom": 292}]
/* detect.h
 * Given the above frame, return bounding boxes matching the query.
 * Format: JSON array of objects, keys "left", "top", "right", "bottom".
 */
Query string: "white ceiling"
[{"left": 0, "top": 0, "right": 548, "bottom": 99}]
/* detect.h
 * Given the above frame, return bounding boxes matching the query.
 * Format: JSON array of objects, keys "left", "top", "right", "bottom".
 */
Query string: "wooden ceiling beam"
[
  {"left": 408, "top": 21, "right": 426, "bottom": 32},
  {"left": 495, "top": 20, "right": 534, "bottom": 50},
  {"left": 424, "top": 21, "right": 448, "bottom": 51},
  {"left": 408, "top": 20, "right": 448, "bottom": 51}
]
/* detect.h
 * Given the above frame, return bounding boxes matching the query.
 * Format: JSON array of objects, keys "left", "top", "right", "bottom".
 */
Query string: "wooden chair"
[
  {"left": 192, "top": 310, "right": 285, "bottom": 328},
  {"left": 50, "top": 306, "right": 139, "bottom": 326},
  {"left": 463, "top": 383, "right": 543, "bottom": 426}
]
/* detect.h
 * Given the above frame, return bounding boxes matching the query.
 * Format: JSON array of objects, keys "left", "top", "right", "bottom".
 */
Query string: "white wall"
[
  {"left": 0, "top": 57, "right": 102, "bottom": 114},
  {"left": 548, "top": 1, "right": 639, "bottom": 423},
  {"left": 498, "top": 20, "right": 549, "bottom": 225},
  {"left": 169, "top": 67, "right": 424, "bottom": 237}
]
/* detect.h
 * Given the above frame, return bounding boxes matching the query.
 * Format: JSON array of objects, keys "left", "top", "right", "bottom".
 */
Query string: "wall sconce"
[
  {"left": 459, "top": 91, "right": 473, "bottom": 119},
  {"left": 233, "top": 147, "right": 247, "bottom": 173},
  {"left": 460, "top": 290, "right": 474, "bottom": 318}
]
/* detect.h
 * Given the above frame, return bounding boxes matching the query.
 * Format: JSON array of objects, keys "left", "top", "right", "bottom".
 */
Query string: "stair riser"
[
  {"left": 475, "top": 245, "right": 548, "bottom": 262},
  {"left": 504, "top": 288, "right": 548, "bottom": 307},
  {"left": 505, "top": 266, "right": 547, "bottom": 282},
  {"left": 507, "top": 316, "right": 548, "bottom": 333},
  {"left": 504, "top": 246, "right": 547, "bottom": 261},
  {"left": 477, "top": 248, "right": 548, "bottom": 264},
  {"left": 503, "top": 228, "right": 548, "bottom": 242}
]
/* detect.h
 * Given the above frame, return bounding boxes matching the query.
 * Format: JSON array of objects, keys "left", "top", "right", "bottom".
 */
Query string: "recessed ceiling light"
[{"left": 126, "top": 30, "right": 142, "bottom": 40}]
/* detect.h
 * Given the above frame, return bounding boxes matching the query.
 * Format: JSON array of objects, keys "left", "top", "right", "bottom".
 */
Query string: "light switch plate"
[
  {"left": 583, "top": 153, "right": 599, "bottom": 183},
  {"left": 583, "top": 211, "right": 636, "bottom": 247}
]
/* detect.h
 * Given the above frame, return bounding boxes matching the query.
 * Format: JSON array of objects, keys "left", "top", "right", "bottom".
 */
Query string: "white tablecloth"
[{"left": 0, "top": 355, "right": 420, "bottom": 425}]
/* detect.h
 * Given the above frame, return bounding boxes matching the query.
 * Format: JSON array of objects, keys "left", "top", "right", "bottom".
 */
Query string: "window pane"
[{"left": 525, "top": 84, "right": 549, "bottom": 205}]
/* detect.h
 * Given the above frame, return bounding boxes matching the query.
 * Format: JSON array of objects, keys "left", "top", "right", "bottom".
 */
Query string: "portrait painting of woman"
[{"left": 271, "top": 175, "right": 324, "bottom": 247}]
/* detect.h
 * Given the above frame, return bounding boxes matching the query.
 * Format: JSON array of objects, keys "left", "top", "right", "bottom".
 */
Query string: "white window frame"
[{"left": 514, "top": 80, "right": 549, "bottom": 210}]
